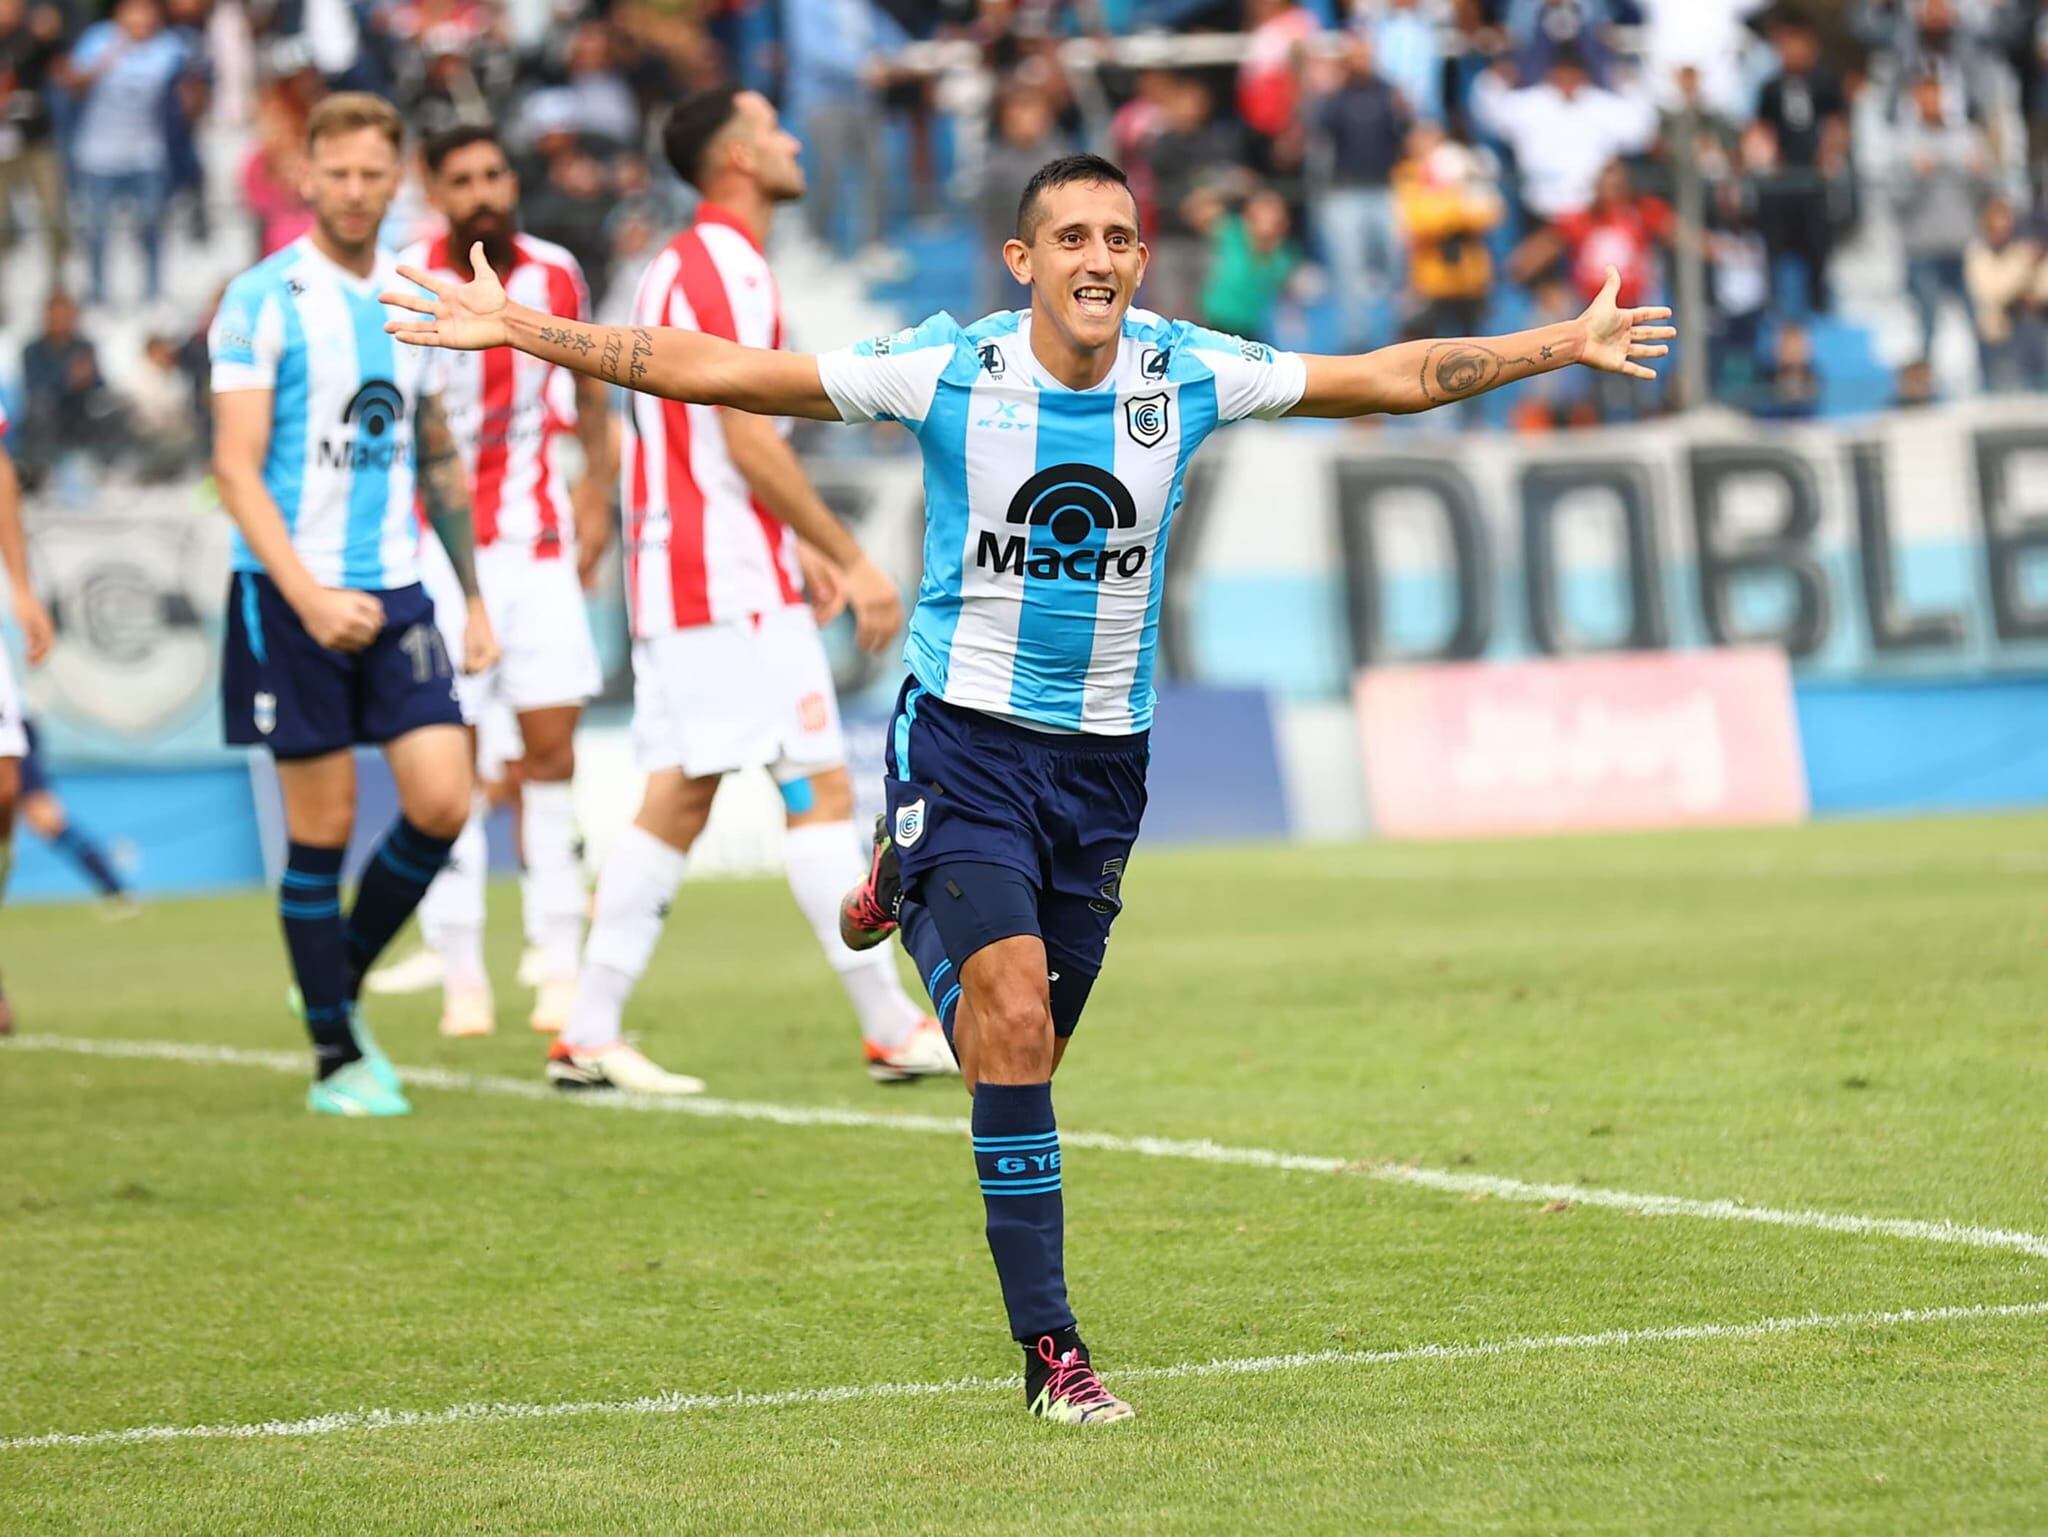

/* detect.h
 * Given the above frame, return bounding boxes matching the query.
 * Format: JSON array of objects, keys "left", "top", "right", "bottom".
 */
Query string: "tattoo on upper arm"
[{"left": 1418, "top": 342, "right": 1550, "bottom": 406}]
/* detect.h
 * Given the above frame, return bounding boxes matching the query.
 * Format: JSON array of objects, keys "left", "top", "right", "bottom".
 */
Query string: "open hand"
[
  {"left": 1578, "top": 267, "right": 1676, "bottom": 382},
  {"left": 383, "top": 243, "right": 510, "bottom": 352}
]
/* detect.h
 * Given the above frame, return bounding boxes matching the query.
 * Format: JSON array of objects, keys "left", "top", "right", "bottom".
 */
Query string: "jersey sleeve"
[
  {"left": 1172, "top": 322, "right": 1307, "bottom": 423},
  {"left": 209, "top": 272, "right": 286, "bottom": 392},
  {"left": 815, "top": 312, "right": 962, "bottom": 430}
]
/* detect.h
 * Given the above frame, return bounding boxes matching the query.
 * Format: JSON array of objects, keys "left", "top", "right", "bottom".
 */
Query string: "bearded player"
[
  {"left": 385, "top": 150, "right": 1674, "bottom": 1411},
  {"left": 398, "top": 123, "right": 611, "bottom": 1040}
]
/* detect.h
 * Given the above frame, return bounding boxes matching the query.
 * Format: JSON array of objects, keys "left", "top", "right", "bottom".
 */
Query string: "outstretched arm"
[
  {"left": 1289, "top": 268, "right": 1674, "bottom": 419},
  {"left": 384, "top": 246, "right": 841, "bottom": 419}
]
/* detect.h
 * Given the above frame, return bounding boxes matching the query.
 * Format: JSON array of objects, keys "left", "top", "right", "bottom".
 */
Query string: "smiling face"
[{"left": 1004, "top": 176, "right": 1147, "bottom": 358}]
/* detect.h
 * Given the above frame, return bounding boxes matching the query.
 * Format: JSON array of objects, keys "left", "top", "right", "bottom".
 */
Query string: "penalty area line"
[
  {"left": 4, "top": 1299, "right": 2045, "bottom": 1452},
  {"left": 10, "top": 1033, "right": 2048, "bottom": 1265}
]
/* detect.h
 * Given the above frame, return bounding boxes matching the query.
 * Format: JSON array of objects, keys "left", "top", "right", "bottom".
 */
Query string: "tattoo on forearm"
[
  {"left": 1418, "top": 342, "right": 1553, "bottom": 406},
  {"left": 599, "top": 329, "right": 624, "bottom": 385},
  {"left": 538, "top": 324, "right": 593, "bottom": 356},
  {"left": 628, "top": 328, "right": 653, "bottom": 388},
  {"left": 416, "top": 397, "right": 479, "bottom": 596}
]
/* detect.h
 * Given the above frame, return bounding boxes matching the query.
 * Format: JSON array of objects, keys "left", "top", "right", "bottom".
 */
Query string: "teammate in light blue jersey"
[
  {"left": 213, "top": 94, "right": 499, "bottom": 1119},
  {"left": 384, "top": 150, "right": 1676, "bottom": 1420}
]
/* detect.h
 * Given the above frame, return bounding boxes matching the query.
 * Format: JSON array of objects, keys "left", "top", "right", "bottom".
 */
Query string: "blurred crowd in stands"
[{"left": 3, "top": 0, "right": 2048, "bottom": 486}]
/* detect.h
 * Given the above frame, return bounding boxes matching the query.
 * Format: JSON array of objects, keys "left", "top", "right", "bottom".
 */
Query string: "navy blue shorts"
[
  {"left": 222, "top": 572, "right": 463, "bottom": 760},
  {"left": 883, "top": 676, "right": 1147, "bottom": 981}
]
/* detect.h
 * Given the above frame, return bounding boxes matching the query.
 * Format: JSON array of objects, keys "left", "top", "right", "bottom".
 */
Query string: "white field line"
[
  {"left": 5, "top": 1299, "right": 2045, "bottom": 1453},
  {"left": 12, "top": 1034, "right": 2048, "bottom": 1264}
]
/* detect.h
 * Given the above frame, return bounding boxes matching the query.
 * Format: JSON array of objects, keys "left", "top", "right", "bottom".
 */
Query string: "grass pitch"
[{"left": 3, "top": 815, "right": 2046, "bottom": 1533}]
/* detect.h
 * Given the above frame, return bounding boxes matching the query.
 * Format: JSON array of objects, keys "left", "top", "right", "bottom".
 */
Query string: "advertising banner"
[{"left": 1355, "top": 648, "right": 1808, "bottom": 840}]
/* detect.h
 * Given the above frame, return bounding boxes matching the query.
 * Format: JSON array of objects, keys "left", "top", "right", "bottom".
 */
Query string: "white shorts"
[
  {"left": 0, "top": 646, "right": 23, "bottom": 759},
  {"left": 631, "top": 605, "right": 844, "bottom": 781},
  {"left": 422, "top": 536, "right": 603, "bottom": 726}
]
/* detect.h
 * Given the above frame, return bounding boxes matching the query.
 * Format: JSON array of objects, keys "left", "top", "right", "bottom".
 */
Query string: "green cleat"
[
  {"left": 307, "top": 1058, "right": 411, "bottom": 1117},
  {"left": 286, "top": 989, "right": 404, "bottom": 1101}
]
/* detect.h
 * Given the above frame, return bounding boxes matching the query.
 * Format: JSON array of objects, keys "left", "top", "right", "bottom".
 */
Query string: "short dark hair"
[
  {"left": 1016, "top": 153, "right": 1135, "bottom": 242},
  {"left": 423, "top": 122, "right": 502, "bottom": 174},
  {"left": 663, "top": 87, "right": 744, "bottom": 191}
]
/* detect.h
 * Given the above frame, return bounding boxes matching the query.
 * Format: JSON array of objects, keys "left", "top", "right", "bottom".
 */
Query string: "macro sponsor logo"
[
  {"left": 974, "top": 463, "right": 1147, "bottom": 584},
  {"left": 317, "top": 380, "right": 408, "bottom": 470}
]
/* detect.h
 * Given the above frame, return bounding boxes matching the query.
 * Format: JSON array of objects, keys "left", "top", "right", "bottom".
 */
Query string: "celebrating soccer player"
[
  {"left": 383, "top": 151, "right": 1674, "bottom": 1413},
  {"left": 529, "top": 88, "right": 948, "bottom": 1096},
  {"left": 0, "top": 410, "right": 56, "bottom": 1033},
  {"left": 395, "top": 124, "right": 611, "bottom": 1040},
  {"left": 213, "top": 94, "right": 498, "bottom": 1118}
]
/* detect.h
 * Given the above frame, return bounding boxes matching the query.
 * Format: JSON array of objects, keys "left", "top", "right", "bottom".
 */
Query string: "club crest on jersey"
[
  {"left": 894, "top": 798, "right": 926, "bottom": 848},
  {"left": 978, "top": 342, "right": 1006, "bottom": 378},
  {"left": 1124, "top": 393, "right": 1170, "bottom": 448}
]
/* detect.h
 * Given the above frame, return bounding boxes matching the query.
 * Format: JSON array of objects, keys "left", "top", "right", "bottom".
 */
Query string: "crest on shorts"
[
  {"left": 1124, "top": 393, "right": 1169, "bottom": 448},
  {"left": 894, "top": 798, "right": 926, "bottom": 849}
]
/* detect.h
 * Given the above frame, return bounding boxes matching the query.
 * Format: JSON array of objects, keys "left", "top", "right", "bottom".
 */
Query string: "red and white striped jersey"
[
  {"left": 398, "top": 231, "right": 589, "bottom": 558},
  {"left": 622, "top": 203, "right": 803, "bottom": 635}
]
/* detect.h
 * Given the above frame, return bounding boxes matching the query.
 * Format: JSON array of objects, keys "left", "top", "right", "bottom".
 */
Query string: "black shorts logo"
[{"left": 344, "top": 379, "right": 405, "bottom": 437}]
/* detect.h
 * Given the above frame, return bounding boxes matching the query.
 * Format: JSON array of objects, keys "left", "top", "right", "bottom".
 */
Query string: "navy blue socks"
[
  {"left": 344, "top": 819, "right": 456, "bottom": 999},
  {"left": 279, "top": 842, "right": 354, "bottom": 1076},
  {"left": 973, "top": 1080, "right": 1074, "bottom": 1341}
]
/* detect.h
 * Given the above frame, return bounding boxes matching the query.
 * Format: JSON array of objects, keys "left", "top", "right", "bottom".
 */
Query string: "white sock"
[
  {"left": 565, "top": 824, "right": 687, "bottom": 1050},
  {"left": 519, "top": 867, "right": 543, "bottom": 954},
  {"left": 420, "top": 795, "right": 488, "bottom": 990},
  {"left": 783, "top": 819, "right": 923, "bottom": 1050},
  {"left": 523, "top": 779, "right": 585, "bottom": 980}
]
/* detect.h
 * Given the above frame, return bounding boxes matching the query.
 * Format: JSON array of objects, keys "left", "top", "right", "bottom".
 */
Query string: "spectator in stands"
[
  {"left": 1707, "top": 177, "right": 1772, "bottom": 401},
  {"left": 1138, "top": 74, "right": 1249, "bottom": 323},
  {"left": 64, "top": 0, "right": 192, "bottom": 308},
  {"left": 1505, "top": 0, "right": 1623, "bottom": 86},
  {"left": 1895, "top": 68, "right": 1993, "bottom": 358},
  {"left": 1893, "top": 354, "right": 1939, "bottom": 407},
  {"left": 980, "top": 84, "right": 1063, "bottom": 313},
  {"left": 1965, "top": 193, "right": 2045, "bottom": 390},
  {"left": 784, "top": 0, "right": 899, "bottom": 262},
  {"left": 1753, "top": 9, "right": 1850, "bottom": 315},
  {"left": 1515, "top": 157, "right": 1673, "bottom": 305},
  {"left": 22, "top": 293, "right": 124, "bottom": 482},
  {"left": 1239, "top": 0, "right": 1318, "bottom": 145},
  {"left": 1393, "top": 117, "right": 1503, "bottom": 337},
  {"left": 128, "top": 332, "right": 199, "bottom": 480},
  {"left": 519, "top": 99, "right": 616, "bottom": 297},
  {"left": 1634, "top": 0, "right": 1769, "bottom": 121},
  {"left": 1470, "top": 45, "right": 1657, "bottom": 222},
  {"left": 560, "top": 20, "right": 640, "bottom": 147},
  {"left": 1310, "top": 34, "right": 1411, "bottom": 350},
  {"left": 1194, "top": 182, "right": 1302, "bottom": 338},
  {"left": 1755, "top": 320, "right": 1823, "bottom": 420},
  {"left": 0, "top": 0, "right": 68, "bottom": 314},
  {"left": 241, "top": 77, "right": 314, "bottom": 260},
  {"left": 1359, "top": 0, "right": 1447, "bottom": 124}
]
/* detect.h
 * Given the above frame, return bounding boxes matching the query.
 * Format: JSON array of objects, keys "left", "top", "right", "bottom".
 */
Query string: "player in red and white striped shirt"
[
  {"left": 396, "top": 125, "right": 611, "bottom": 1039},
  {"left": 545, "top": 87, "right": 955, "bottom": 1094}
]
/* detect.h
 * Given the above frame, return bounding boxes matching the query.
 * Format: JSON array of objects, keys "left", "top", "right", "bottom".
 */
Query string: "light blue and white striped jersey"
[
  {"left": 209, "top": 236, "right": 438, "bottom": 591},
  {"left": 818, "top": 308, "right": 1306, "bottom": 734}
]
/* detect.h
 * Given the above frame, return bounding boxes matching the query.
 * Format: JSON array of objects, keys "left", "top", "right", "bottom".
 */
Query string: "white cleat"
[
  {"left": 365, "top": 946, "right": 444, "bottom": 995},
  {"left": 528, "top": 976, "right": 576, "bottom": 1035},
  {"left": 864, "top": 1018, "right": 959, "bottom": 1083},
  {"left": 515, "top": 946, "right": 547, "bottom": 989},
  {"left": 546, "top": 1041, "right": 706, "bottom": 1096},
  {"left": 438, "top": 985, "right": 497, "bottom": 1038}
]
